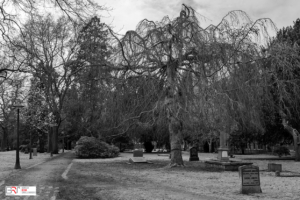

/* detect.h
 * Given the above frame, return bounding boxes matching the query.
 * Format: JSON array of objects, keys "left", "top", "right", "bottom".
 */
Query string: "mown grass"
[
  {"left": 54, "top": 159, "right": 223, "bottom": 200},
  {"left": 55, "top": 178, "right": 103, "bottom": 200}
]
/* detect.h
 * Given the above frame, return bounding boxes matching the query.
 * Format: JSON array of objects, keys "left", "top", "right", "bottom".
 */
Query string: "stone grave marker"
[
  {"left": 239, "top": 165, "right": 262, "bottom": 194},
  {"left": 129, "top": 149, "right": 147, "bottom": 163},
  {"left": 268, "top": 163, "right": 282, "bottom": 172},
  {"left": 189, "top": 147, "right": 199, "bottom": 161},
  {"left": 33, "top": 148, "right": 37, "bottom": 156},
  {"left": 133, "top": 149, "right": 143, "bottom": 157}
]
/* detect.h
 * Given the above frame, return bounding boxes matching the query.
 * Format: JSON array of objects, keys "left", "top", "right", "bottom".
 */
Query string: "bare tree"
[
  {"left": 0, "top": 0, "right": 104, "bottom": 80},
  {"left": 11, "top": 14, "right": 82, "bottom": 153},
  {"left": 0, "top": 75, "right": 26, "bottom": 150}
]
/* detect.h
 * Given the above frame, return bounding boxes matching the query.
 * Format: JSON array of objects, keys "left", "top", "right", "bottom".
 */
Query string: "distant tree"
[
  {"left": 24, "top": 76, "right": 51, "bottom": 152},
  {"left": 67, "top": 16, "right": 113, "bottom": 137},
  {"left": 263, "top": 39, "right": 300, "bottom": 161},
  {"left": 277, "top": 18, "right": 300, "bottom": 47},
  {"left": 13, "top": 14, "right": 81, "bottom": 154},
  {"left": 0, "top": 76, "right": 25, "bottom": 151},
  {"left": 0, "top": 0, "right": 103, "bottom": 78}
]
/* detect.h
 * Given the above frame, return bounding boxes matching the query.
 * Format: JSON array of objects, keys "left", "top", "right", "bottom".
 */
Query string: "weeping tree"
[
  {"left": 263, "top": 39, "right": 300, "bottom": 161},
  {"left": 111, "top": 4, "right": 276, "bottom": 166}
]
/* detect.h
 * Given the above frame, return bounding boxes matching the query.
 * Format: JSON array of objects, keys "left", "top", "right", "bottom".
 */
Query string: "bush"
[
  {"left": 74, "top": 136, "right": 119, "bottom": 158},
  {"left": 273, "top": 146, "right": 290, "bottom": 157}
]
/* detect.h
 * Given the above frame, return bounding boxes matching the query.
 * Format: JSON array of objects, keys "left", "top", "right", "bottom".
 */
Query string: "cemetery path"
[{"left": 0, "top": 151, "right": 75, "bottom": 200}]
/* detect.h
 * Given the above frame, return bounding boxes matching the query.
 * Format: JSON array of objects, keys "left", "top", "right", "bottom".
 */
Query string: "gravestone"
[
  {"left": 129, "top": 149, "right": 147, "bottom": 163},
  {"left": 133, "top": 149, "right": 143, "bottom": 157},
  {"left": 217, "top": 131, "right": 229, "bottom": 161},
  {"left": 268, "top": 163, "right": 282, "bottom": 172},
  {"left": 189, "top": 147, "right": 199, "bottom": 161},
  {"left": 33, "top": 148, "right": 37, "bottom": 156},
  {"left": 239, "top": 165, "right": 262, "bottom": 194}
]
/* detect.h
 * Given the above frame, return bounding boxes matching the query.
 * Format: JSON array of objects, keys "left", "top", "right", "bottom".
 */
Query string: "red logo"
[
  {"left": 5, "top": 186, "right": 19, "bottom": 195},
  {"left": 12, "top": 187, "right": 17, "bottom": 194}
]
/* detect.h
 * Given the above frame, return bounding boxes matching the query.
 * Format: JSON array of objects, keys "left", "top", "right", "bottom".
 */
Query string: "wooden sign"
[{"left": 239, "top": 165, "right": 262, "bottom": 194}]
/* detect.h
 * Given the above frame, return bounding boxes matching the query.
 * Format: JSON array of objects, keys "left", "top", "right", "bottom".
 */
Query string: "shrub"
[
  {"left": 273, "top": 146, "right": 290, "bottom": 157},
  {"left": 75, "top": 136, "right": 120, "bottom": 158}
]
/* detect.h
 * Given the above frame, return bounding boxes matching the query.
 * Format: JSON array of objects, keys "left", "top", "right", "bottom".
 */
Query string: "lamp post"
[
  {"left": 12, "top": 104, "right": 24, "bottom": 169},
  {"left": 29, "top": 131, "right": 32, "bottom": 159}
]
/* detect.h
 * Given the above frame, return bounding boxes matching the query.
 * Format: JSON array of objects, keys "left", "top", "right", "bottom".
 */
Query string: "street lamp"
[
  {"left": 29, "top": 131, "right": 32, "bottom": 159},
  {"left": 12, "top": 104, "right": 24, "bottom": 169}
]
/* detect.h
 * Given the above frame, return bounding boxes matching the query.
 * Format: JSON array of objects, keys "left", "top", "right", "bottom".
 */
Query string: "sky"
[{"left": 96, "top": 0, "right": 300, "bottom": 35}]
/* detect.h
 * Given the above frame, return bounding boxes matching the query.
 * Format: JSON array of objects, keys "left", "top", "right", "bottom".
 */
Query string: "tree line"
[{"left": 0, "top": 3, "right": 300, "bottom": 165}]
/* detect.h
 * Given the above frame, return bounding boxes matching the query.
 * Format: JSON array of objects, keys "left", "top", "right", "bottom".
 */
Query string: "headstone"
[
  {"left": 268, "top": 163, "right": 282, "bottom": 172},
  {"left": 218, "top": 131, "right": 229, "bottom": 161},
  {"left": 133, "top": 149, "right": 143, "bottom": 157},
  {"left": 129, "top": 149, "right": 147, "bottom": 163},
  {"left": 189, "top": 147, "right": 199, "bottom": 161},
  {"left": 33, "top": 148, "right": 37, "bottom": 156},
  {"left": 217, "top": 148, "right": 229, "bottom": 161},
  {"left": 239, "top": 165, "right": 262, "bottom": 194}
]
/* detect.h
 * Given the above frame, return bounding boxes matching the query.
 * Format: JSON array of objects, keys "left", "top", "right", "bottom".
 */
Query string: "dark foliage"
[
  {"left": 273, "top": 146, "right": 291, "bottom": 157},
  {"left": 144, "top": 141, "right": 154, "bottom": 153},
  {"left": 74, "top": 136, "right": 119, "bottom": 158}
]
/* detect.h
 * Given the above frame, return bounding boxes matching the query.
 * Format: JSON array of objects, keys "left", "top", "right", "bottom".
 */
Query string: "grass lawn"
[{"left": 56, "top": 154, "right": 300, "bottom": 200}]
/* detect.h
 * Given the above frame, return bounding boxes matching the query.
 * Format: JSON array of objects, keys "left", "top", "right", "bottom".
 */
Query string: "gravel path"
[
  {"left": 0, "top": 151, "right": 74, "bottom": 200},
  {"left": 0, "top": 150, "right": 70, "bottom": 181}
]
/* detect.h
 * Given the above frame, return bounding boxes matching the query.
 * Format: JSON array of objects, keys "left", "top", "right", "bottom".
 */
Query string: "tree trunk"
[
  {"left": 1, "top": 127, "right": 8, "bottom": 151},
  {"left": 241, "top": 146, "right": 245, "bottom": 154},
  {"left": 67, "top": 140, "right": 72, "bottom": 150},
  {"left": 282, "top": 119, "right": 300, "bottom": 161},
  {"left": 52, "top": 126, "right": 59, "bottom": 154},
  {"left": 48, "top": 127, "right": 52, "bottom": 153},
  {"left": 39, "top": 132, "right": 45, "bottom": 153},
  {"left": 165, "top": 61, "right": 184, "bottom": 167},
  {"left": 208, "top": 138, "right": 213, "bottom": 153},
  {"left": 168, "top": 116, "right": 184, "bottom": 166}
]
